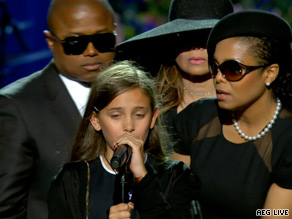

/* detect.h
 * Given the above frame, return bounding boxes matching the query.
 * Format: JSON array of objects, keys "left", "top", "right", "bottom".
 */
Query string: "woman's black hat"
[
  {"left": 207, "top": 10, "right": 292, "bottom": 58},
  {"left": 115, "top": 0, "right": 234, "bottom": 74}
]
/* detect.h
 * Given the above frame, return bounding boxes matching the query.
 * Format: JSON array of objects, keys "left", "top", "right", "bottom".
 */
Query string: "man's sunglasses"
[
  {"left": 51, "top": 32, "right": 116, "bottom": 55},
  {"left": 208, "top": 60, "right": 267, "bottom": 81}
]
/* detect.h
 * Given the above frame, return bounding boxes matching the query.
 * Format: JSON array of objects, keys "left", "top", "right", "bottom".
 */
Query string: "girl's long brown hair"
[{"left": 71, "top": 61, "right": 170, "bottom": 162}]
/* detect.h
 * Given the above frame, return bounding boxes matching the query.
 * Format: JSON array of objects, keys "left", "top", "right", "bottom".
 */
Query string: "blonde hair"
[{"left": 155, "top": 64, "right": 184, "bottom": 113}]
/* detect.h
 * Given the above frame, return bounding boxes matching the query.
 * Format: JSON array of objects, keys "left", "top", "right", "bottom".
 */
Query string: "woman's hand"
[
  {"left": 108, "top": 202, "right": 134, "bottom": 219},
  {"left": 113, "top": 133, "right": 147, "bottom": 178}
]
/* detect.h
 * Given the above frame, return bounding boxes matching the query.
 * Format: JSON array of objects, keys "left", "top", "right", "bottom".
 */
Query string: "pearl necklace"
[
  {"left": 232, "top": 98, "right": 281, "bottom": 141},
  {"left": 183, "top": 87, "right": 215, "bottom": 96}
]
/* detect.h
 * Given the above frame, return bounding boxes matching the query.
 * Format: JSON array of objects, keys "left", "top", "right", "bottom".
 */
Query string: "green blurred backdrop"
[{"left": 109, "top": 0, "right": 292, "bottom": 41}]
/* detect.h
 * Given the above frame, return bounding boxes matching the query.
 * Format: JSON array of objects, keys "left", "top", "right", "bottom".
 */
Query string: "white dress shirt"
[{"left": 59, "top": 74, "right": 90, "bottom": 116}]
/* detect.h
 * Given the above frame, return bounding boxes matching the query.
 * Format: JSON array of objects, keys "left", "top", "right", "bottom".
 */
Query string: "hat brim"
[
  {"left": 115, "top": 19, "right": 219, "bottom": 75},
  {"left": 119, "top": 18, "right": 219, "bottom": 45}
]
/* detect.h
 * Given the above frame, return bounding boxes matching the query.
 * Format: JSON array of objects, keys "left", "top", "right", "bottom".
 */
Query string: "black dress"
[
  {"left": 47, "top": 155, "right": 202, "bottom": 219},
  {"left": 161, "top": 107, "right": 178, "bottom": 151},
  {"left": 173, "top": 98, "right": 292, "bottom": 218}
]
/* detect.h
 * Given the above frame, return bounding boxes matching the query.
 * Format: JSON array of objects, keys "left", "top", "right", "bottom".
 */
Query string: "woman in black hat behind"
[
  {"left": 116, "top": 0, "right": 234, "bottom": 138},
  {"left": 173, "top": 10, "right": 292, "bottom": 218}
]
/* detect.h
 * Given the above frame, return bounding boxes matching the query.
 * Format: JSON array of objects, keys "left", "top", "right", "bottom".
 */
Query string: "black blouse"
[{"left": 173, "top": 98, "right": 292, "bottom": 218}]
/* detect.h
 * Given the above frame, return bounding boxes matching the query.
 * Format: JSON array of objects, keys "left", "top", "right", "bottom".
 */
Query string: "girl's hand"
[
  {"left": 108, "top": 202, "right": 134, "bottom": 219},
  {"left": 113, "top": 133, "right": 147, "bottom": 178}
]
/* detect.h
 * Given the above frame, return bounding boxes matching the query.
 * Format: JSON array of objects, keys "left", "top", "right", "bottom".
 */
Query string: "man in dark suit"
[{"left": 0, "top": 0, "right": 116, "bottom": 218}]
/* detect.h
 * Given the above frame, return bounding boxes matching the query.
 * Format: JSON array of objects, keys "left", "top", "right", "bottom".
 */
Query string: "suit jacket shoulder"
[{"left": 0, "top": 61, "right": 81, "bottom": 219}]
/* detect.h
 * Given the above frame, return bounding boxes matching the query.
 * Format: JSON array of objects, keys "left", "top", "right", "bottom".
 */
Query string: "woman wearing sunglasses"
[{"left": 173, "top": 10, "right": 292, "bottom": 218}]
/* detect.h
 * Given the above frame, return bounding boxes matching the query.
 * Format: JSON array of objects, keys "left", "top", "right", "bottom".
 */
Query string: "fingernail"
[{"left": 113, "top": 142, "right": 119, "bottom": 150}]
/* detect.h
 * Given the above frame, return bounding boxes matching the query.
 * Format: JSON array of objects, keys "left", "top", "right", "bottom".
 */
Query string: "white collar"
[
  {"left": 59, "top": 74, "right": 90, "bottom": 116},
  {"left": 99, "top": 153, "right": 148, "bottom": 175}
]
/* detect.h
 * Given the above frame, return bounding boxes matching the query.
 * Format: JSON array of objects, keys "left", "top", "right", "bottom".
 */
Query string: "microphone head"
[
  {"left": 110, "top": 144, "right": 132, "bottom": 170},
  {"left": 110, "top": 156, "right": 122, "bottom": 170}
]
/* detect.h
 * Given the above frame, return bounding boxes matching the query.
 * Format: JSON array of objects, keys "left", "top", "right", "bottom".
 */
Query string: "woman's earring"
[{"left": 266, "top": 82, "right": 271, "bottom": 87}]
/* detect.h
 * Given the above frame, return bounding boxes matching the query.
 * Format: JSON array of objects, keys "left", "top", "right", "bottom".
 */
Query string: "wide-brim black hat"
[{"left": 115, "top": 0, "right": 234, "bottom": 74}]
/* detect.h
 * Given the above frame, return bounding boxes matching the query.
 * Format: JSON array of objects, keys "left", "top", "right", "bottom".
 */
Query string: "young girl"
[{"left": 47, "top": 61, "right": 201, "bottom": 219}]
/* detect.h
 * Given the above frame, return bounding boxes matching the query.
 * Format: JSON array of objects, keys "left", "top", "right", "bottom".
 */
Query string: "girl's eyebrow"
[
  {"left": 107, "top": 107, "right": 122, "bottom": 111},
  {"left": 134, "top": 106, "right": 147, "bottom": 110},
  {"left": 106, "top": 108, "right": 123, "bottom": 113},
  {"left": 107, "top": 106, "right": 148, "bottom": 111}
]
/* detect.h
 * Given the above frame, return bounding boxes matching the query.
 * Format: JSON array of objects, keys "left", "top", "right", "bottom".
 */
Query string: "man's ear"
[
  {"left": 265, "top": 63, "right": 279, "bottom": 85},
  {"left": 150, "top": 108, "right": 159, "bottom": 129},
  {"left": 90, "top": 111, "right": 101, "bottom": 131},
  {"left": 43, "top": 30, "right": 55, "bottom": 50}
]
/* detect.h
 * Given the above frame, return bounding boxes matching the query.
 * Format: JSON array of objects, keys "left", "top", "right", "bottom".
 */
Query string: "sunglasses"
[
  {"left": 208, "top": 60, "right": 267, "bottom": 81},
  {"left": 51, "top": 32, "right": 116, "bottom": 55}
]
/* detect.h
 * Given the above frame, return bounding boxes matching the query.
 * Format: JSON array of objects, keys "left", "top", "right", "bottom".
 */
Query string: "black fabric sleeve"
[
  {"left": 133, "top": 160, "right": 201, "bottom": 219},
  {"left": 47, "top": 163, "right": 86, "bottom": 219},
  {"left": 172, "top": 98, "right": 217, "bottom": 155},
  {"left": 271, "top": 138, "right": 292, "bottom": 189},
  {"left": 270, "top": 116, "right": 292, "bottom": 189}
]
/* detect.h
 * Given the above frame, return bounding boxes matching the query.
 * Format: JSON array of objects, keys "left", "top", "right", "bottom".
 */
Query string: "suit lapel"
[{"left": 42, "top": 61, "right": 81, "bottom": 140}]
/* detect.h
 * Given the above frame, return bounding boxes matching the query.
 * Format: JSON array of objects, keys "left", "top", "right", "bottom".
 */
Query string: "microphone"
[{"left": 110, "top": 144, "right": 132, "bottom": 170}]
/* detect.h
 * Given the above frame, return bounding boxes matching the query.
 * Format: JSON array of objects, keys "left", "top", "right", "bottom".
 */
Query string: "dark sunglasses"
[
  {"left": 208, "top": 60, "right": 267, "bottom": 81},
  {"left": 51, "top": 32, "right": 116, "bottom": 55}
]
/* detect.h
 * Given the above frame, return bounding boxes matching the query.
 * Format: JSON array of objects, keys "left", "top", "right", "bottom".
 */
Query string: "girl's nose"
[{"left": 123, "top": 117, "right": 135, "bottom": 132}]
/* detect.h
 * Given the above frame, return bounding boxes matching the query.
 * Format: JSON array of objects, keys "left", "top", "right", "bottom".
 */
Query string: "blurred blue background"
[
  {"left": 0, "top": 0, "right": 51, "bottom": 87},
  {"left": 1, "top": 0, "right": 291, "bottom": 88}
]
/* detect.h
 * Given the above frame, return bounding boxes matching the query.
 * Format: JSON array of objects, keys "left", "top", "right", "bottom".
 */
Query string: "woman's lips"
[
  {"left": 188, "top": 57, "right": 206, "bottom": 65},
  {"left": 216, "top": 90, "right": 230, "bottom": 101}
]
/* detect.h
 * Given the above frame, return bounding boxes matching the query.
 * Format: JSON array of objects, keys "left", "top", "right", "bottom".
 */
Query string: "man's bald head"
[
  {"left": 44, "top": 0, "right": 116, "bottom": 82},
  {"left": 47, "top": 0, "right": 115, "bottom": 32}
]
